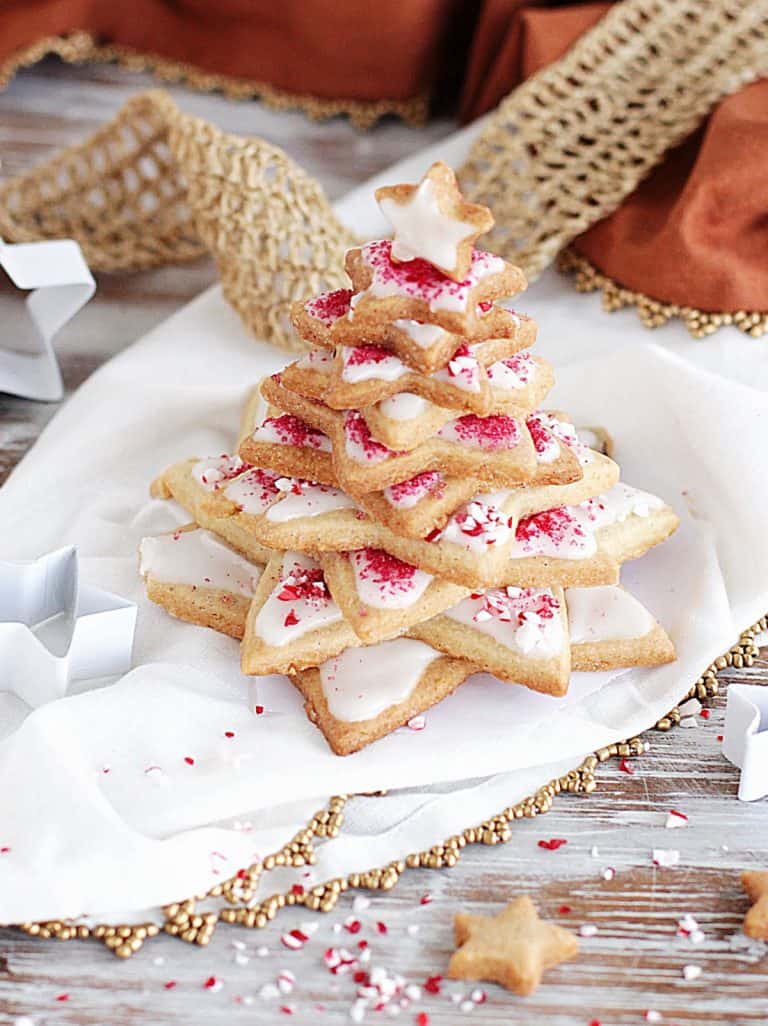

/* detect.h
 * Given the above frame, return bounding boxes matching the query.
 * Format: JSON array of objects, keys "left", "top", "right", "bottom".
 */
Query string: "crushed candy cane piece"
[
  {"left": 203, "top": 976, "right": 222, "bottom": 992},
  {"left": 579, "top": 924, "right": 598, "bottom": 937},
  {"left": 619, "top": 757, "right": 634, "bottom": 774},
  {"left": 602, "top": 867, "right": 615, "bottom": 881},
  {"left": 645, "top": 1011, "right": 663, "bottom": 1023},
  {"left": 682, "top": 964, "right": 702, "bottom": 981},
  {"left": 666, "top": 809, "right": 688, "bottom": 829},
  {"left": 538, "top": 838, "right": 567, "bottom": 851},
  {"left": 281, "top": 928, "right": 311, "bottom": 950}
]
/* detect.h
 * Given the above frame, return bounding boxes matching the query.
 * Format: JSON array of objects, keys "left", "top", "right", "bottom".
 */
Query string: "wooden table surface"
[{"left": 1, "top": 59, "right": 766, "bottom": 1026}]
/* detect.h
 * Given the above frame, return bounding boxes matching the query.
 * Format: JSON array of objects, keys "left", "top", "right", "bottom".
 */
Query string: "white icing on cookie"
[
  {"left": 566, "top": 586, "right": 655, "bottom": 643},
  {"left": 379, "top": 176, "right": 478, "bottom": 273},
  {"left": 343, "top": 411, "right": 397, "bottom": 464},
  {"left": 445, "top": 587, "right": 564, "bottom": 659},
  {"left": 349, "top": 548, "right": 433, "bottom": 610},
  {"left": 487, "top": 352, "right": 536, "bottom": 392},
  {"left": 192, "top": 454, "right": 247, "bottom": 492},
  {"left": 340, "top": 345, "right": 407, "bottom": 384},
  {"left": 436, "top": 413, "right": 520, "bottom": 451},
  {"left": 432, "top": 344, "right": 481, "bottom": 393},
  {"left": 510, "top": 507, "right": 596, "bottom": 560},
  {"left": 392, "top": 320, "right": 445, "bottom": 347},
  {"left": 358, "top": 240, "right": 504, "bottom": 314},
  {"left": 319, "top": 638, "right": 440, "bottom": 722},
  {"left": 251, "top": 414, "right": 332, "bottom": 453},
  {"left": 265, "top": 480, "right": 358, "bottom": 522},
  {"left": 254, "top": 552, "right": 341, "bottom": 646},
  {"left": 224, "top": 467, "right": 282, "bottom": 515},
  {"left": 383, "top": 471, "right": 445, "bottom": 510},
  {"left": 296, "top": 349, "right": 333, "bottom": 372},
  {"left": 440, "top": 493, "right": 514, "bottom": 553},
  {"left": 574, "top": 484, "right": 664, "bottom": 530},
  {"left": 377, "top": 392, "right": 430, "bottom": 421},
  {"left": 139, "top": 529, "right": 261, "bottom": 596}
]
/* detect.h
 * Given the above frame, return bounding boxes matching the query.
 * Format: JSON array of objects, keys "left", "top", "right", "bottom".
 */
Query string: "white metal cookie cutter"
[
  {"left": 722, "top": 683, "right": 768, "bottom": 802},
  {"left": 0, "top": 238, "right": 95, "bottom": 401},
  {"left": 0, "top": 546, "right": 136, "bottom": 708}
]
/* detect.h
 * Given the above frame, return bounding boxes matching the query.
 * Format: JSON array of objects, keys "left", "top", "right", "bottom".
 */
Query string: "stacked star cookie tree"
[{"left": 144, "top": 163, "right": 680, "bottom": 756}]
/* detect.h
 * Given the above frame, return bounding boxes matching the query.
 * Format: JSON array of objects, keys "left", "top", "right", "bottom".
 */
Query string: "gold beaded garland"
[
  {"left": 14, "top": 618, "right": 764, "bottom": 956},
  {"left": 558, "top": 249, "right": 768, "bottom": 341}
]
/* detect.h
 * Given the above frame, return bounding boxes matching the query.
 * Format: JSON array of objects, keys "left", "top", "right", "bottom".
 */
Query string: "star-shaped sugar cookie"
[
  {"left": 742, "top": 870, "right": 768, "bottom": 940},
  {"left": 448, "top": 896, "right": 579, "bottom": 995},
  {"left": 375, "top": 161, "right": 494, "bottom": 282}
]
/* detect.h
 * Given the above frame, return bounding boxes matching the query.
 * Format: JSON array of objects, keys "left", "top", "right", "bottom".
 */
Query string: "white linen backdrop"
[{"left": 1, "top": 127, "right": 767, "bottom": 924}]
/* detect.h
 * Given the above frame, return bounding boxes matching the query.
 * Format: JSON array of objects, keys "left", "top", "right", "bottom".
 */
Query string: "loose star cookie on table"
[
  {"left": 376, "top": 161, "right": 494, "bottom": 282},
  {"left": 448, "top": 895, "right": 579, "bottom": 996},
  {"left": 742, "top": 870, "right": 768, "bottom": 939}
]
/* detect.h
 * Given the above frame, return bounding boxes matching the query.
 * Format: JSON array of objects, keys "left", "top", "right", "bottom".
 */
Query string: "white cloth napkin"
[{"left": 0, "top": 133, "right": 766, "bottom": 925}]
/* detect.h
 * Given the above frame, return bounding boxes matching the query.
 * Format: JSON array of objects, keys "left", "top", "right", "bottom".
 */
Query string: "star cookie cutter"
[
  {"left": 722, "top": 683, "right": 768, "bottom": 802},
  {"left": 0, "top": 238, "right": 95, "bottom": 401},
  {"left": 0, "top": 547, "right": 136, "bottom": 708}
]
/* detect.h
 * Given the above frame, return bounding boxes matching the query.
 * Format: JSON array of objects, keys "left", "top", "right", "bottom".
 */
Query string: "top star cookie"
[{"left": 375, "top": 161, "right": 494, "bottom": 282}]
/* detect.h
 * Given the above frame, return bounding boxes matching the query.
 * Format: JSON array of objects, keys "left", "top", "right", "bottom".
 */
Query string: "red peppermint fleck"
[
  {"left": 0, "top": 846, "right": 10, "bottom": 854},
  {"left": 419, "top": 893, "right": 433, "bottom": 905},
  {"left": 184, "top": 756, "right": 195, "bottom": 766},
  {"left": 538, "top": 838, "right": 568, "bottom": 851},
  {"left": 353, "top": 970, "right": 370, "bottom": 985},
  {"left": 425, "top": 527, "right": 442, "bottom": 543},
  {"left": 236, "top": 868, "right": 249, "bottom": 880},
  {"left": 255, "top": 705, "right": 265, "bottom": 715},
  {"left": 284, "top": 609, "right": 299, "bottom": 627},
  {"left": 700, "top": 708, "right": 711, "bottom": 719},
  {"left": 385, "top": 471, "right": 443, "bottom": 507},
  {"left": 619, "top": 757, "right": 635, "bottom": 775},
  {"left": 589, "top": 1020, "right": 602, "bottom": 1026},
  {"left": 280, "top": 1005, "right": 294, "bottom": 1015},
  {"left": 305, "top": 288, "right": 353, "bottom": 325},
  {"left": 558, "top": 905, "right": 572, "bottom": 915},
  {"left": 224, "top": 731, "right": 235, "bottom": 739},
  {"left": 444, "top": 413, "right": 520, "bottom": 451},
  {"left": 357, "top": 939, "right": 368, "bottom": 950},
  {"left": 416, "top": 1014, "right": 430, "bottom": 1026},
  {"left": 203, "top": 976, "right": 220, "bottom": 990},
  {"left": 55, "top": 993, "right": 69, "bottom": 1002},
  {"left": 717, "top": 734, "right": 723, "bottom": 742},
  {"left": 423, "top": 974, "right": 442, "bottom": 994},
  {"left": 344, "top": 410, "right": 400, "bottom": 461},
  {"left": 291, "top": 883, "right": 305, "bottom": 896},
  {"left": 277, "top": 564, "right": 328, "bottom": 604},
  {"left": 351, "top": 548, "right": 422, "bottom": 601},
  {"left": 344, "top": 918, "right": 362, "bottom": 935},
  {"left": 376, "top": 921, "right": 388, "bottom": 935},
  {"left": 346, "top": 343, "right": 400, "bottom": 368},
  {"left": 478, "top": 300, "right": 493, "bottom": 313},
  {"left": 164, "top": 981, "right": 177, "bottom": 990}
]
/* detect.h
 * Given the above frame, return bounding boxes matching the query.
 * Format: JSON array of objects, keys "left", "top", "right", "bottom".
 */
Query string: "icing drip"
[
  {"left": 566, "top": 586, "right": 655, "bottom": 643},
  {"left": 358, "top": 240, "right": 504, "bottom": 314},
  {"left": 432, "top": 344, "right": 481, "bottom": 393},
  {"left": 392, "top": 320, "right": 445, "bottom": 347},
  {"left": 192, "top": 454, "right": 247, "bottom": 492},
  {"left": 254, "top": 552, "right": 341, "bottom": 646},
  {"left": 305, "top": 289, "right": 352, "bottom": 326},
  {"left": 251, "top": 414, "right": 332, "bottom": 453},
  {"left": 440, "top": 493, "right": 514, "bottom": 553},
  {"left": 379, "top": 176, "right": 478, "bottom": 272},
  {"left": 266, "top": 480, "right": 358, "bottom": 522},
  {"left": 343, "top": 411, "right": 400, "bottom": 464},
  {"left": 437, "top": 413, "right": 520, "bottom": 451},
  {"left": 445, "top": 587, "right": 564, "bottom": 658},
  {"left": 340, "top": 345, "right": 407, "bottom": 384},
  {"left": 319, "top": 638, "right": 440, "bottom": 722},
  {"left": 224, "top": 467, "right": 282, "bottom": 515},
  {"left": 377, "top": 392, "right": 429, "bottom": 421},
  {"left": 487, "top": 352, "right": 536, "bottom": 391},
  {"left": 383, "top": 471, "right": 445, "bottom": 510},
  {"left": 349, "top": 547, "right": 432, "bottom": 610},
  {"left": 139, "top": 529, "right": 261, "bottom": 596}
]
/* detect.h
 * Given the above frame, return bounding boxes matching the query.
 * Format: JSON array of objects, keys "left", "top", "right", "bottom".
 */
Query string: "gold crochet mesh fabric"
[
  {"left": 458, "top": 0, "right": 767, "bottom": 280},
  {"left": 0, "top": 90, "right": 355, "bottom": 352},
  {"left": 0, "top": 0, "right": 766, "bottom": 350}
]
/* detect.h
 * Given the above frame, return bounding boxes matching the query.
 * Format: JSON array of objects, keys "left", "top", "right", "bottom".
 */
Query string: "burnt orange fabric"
[
  {"left": 2, "top": 0, "right": 766, "bottom": 311},
  {"left": 0, "top": 0, "right": 467, "bottom": 103},
  {"left": 460, "top": 0, "right": 768, "bottom": 312}
]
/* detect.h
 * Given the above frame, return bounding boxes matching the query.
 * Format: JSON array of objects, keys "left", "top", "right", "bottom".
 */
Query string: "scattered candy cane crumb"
[
  {"left": 682, "top": 965, "right": 702, "bottom": 981},
  {"left": 652, "top": 849, "right": 680, "bottom": 867},
  {"left": 665, "top": 810, "right": 688, "bottom": 829},
  {"left": 602, "top": 867, "right": 615, "bottom": 881},
  {"left": 645, "top": 1011, "right": 663, "bottom": 1023},
  {"left": 580, "top": 924, "right": 599, "bottom": 938}
]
